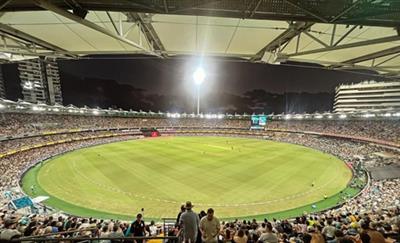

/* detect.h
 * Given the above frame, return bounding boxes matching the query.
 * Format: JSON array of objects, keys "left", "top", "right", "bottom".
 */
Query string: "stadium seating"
[{"left": 0, "top": 112, "right": 399, "bottom": 242}]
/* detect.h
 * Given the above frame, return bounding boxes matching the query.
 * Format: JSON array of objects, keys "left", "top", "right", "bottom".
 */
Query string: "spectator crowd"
[{"left": 0, "top": 111, "right": 399, "bottom": 242}]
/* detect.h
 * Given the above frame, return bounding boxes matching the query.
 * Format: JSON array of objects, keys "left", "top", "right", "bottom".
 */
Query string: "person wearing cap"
[
  {"left": 199, "top": 208, "right": 220, "bottom": 243},
  {"left": 179, "top": 201, "right": 200, "bottom": 243},
  {"left": 0, "top": 217, "right": 21, "bottom": 240}
]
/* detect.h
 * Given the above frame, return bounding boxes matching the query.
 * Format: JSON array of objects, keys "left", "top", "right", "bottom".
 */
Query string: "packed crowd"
[
  {"left": 0, "top": 130, "right": 140, "bottom": 155},
  {"left": 0, "top": 113, "right": 249, "bottom": 138},
  {"left": 267, "top": 120, "right": 400, "bottom": 144},
  {"left": 0, "top": 210, "right": 161, "bottom": 240},
  {"left": 175, "top": 201, "right": 400, "bottom": 243},
  {"left": 0, "top": 112, "right": 399, "bottom": 242},
  {"left": 265, "top": 132, "right": 400, "bottom": 213},
  {"left": 1, "top": 113, "right": 399, "bottom": 144},
  {"left": 0, "top": 135, "right": 140, "bottom": 194},
  {"left": 1, "top": 199, "right": 399, "bottom": 242}
]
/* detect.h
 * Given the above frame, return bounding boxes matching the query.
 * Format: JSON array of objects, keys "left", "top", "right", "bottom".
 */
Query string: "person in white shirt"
[{"left": 199, "top": 208, "right": 220, "bottom": 243}]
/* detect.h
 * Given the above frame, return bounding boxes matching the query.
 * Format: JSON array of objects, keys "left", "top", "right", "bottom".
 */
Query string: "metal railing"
[{"left": 8, "top": 235, "right": 179, "bottom": 243}]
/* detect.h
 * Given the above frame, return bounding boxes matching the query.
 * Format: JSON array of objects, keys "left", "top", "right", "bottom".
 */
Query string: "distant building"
[
  {"left": 334, "top": 80, "right": 400, "bottom": 113},
  {"left": 18, "top": 57, "right": 63, "bottom": 105}
]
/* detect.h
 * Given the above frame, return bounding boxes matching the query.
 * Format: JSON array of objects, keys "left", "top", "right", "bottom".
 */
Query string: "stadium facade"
[
  {"left": 334, "top": 81, "right": 400, "bottom": 113},
  {"left": 18, "top": 57, "right": 62, "bottom": 105}
]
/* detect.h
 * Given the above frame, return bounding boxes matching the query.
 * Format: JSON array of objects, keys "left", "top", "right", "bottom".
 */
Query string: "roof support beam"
[
  {"left": 0, "top": 0, "right": 11, "bottom": 11},
  {"left": 33, "top": 0, "right": 161, "bottom": 57},
  {"left": 375, "top": 53, "right": 400, "bottom": 67},
  {"left": 329, "top": 0, "right": 363, "bottom": 23},
  {"left": 249, "top": 0, "right": 262, "bottom": 18},
  {"left": 333, "top": 25, "right": 358, "bottom": 46},
  {"left": 163, "top": 0, "right": 168, "bottom": 13},
  {"left": 303, "top": 31, "right": 328, "bottom": 48},
  {"left": 283, "top": 0, "right": 329, "bottom": 23},
  {"left": 126, "top": 12, "right": 167, "bottom": 57},
  {"left": 251, "top": 22, "right": 313, "bottom": 61},
  {"left": 0, "top": 48, "right": 55, "bottom": 57},
  {"left": 0, "top": 34, "right": 44, "bottom": 53},
  {"left": 342, "top": 45, "right": 400, "bottom": 64},
  {"left": 106, "top": 11, "right": 120, "bottom": 36},
  {"left": 0, "top": 23, "right": 76, "bottom": 57},
  {"left": 287, "top": 35, "right": 400, "bottom": 57},
  {"left": 330, "top": 24, "right": 336, "bottom": 46}
]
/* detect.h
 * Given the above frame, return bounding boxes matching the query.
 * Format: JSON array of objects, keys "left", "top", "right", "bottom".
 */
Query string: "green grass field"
[{"left": 22, "top": 136, "right": 353, "bottom": 220}]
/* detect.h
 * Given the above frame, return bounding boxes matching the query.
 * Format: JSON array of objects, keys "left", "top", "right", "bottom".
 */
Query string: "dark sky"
[
  {"left": 3, "top": 55, "right": 388, "bottom": 113},
  {"left": 59, "top": 55, "right": 386, "bottom": 96},
  {"left": 56, "top": 55, "right": 390, "bottom": 113}
]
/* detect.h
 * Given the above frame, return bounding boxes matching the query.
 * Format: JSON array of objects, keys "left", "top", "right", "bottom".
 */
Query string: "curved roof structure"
[{"left": 0, "top": 0, "right": 400, "bottom": 76}]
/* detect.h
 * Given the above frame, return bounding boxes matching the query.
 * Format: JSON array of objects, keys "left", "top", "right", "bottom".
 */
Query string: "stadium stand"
[{"left": 0, "top": 110, "right": 399, "bottom": 242}]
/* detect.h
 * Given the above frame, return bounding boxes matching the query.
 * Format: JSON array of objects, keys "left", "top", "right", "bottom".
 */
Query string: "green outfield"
[{"left": 22, "top": 136, "right": 354, "bottom": 220}]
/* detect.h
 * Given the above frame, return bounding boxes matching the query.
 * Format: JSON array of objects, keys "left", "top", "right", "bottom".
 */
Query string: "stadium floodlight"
[
  {"left": 193, "top": 67, "right": 206, "bottom": 115},
  {"left": 339, "top": 114, "right": 347, "bottom": 119},
  {"left": 193, "top": 67, "right": 205, "bottom": 85},
  {"left": 0, "top": 104, "right": 4, "bottom": 109},
  {"left": 364, "top": 113, "right": 375, "bottom": 118}
]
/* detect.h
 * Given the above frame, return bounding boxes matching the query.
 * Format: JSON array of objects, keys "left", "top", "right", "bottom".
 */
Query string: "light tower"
[{"left": 193, "top": 67, "right": 205, "bottom": 115}]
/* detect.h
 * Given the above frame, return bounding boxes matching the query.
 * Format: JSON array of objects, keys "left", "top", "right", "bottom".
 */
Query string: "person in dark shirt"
[
  {"left": 176, "top": 205, "right": 185, "bottom": 226},
  {"left": 130, "top": 213, "right": 146, "bottom": 243}
]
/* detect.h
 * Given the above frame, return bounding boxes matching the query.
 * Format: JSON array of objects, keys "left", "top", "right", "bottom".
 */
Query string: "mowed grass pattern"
[{"left": 29, "top": 136, "right": 351, "bottom": 218}]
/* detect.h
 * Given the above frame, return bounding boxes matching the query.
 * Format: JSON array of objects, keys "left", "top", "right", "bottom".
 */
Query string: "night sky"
[
  {"left": 1, "top": 55, "right": 389, "bottom": 114},
  {"left": 57, "top": 55, "right": 387, "bottom": 114},
  {"left": 60, "top": 56, "right": 384, "bottom": 95}
]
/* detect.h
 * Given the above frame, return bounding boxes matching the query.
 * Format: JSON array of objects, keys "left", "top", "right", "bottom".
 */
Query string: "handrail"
[
  {"left": 18, "top": 227, "right": 97, "bottom": 239},
  {"left": 11, "top": 235, "right": 179, "bottom": 242}
]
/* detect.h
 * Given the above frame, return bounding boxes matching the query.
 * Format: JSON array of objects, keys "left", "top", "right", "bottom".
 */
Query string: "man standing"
[
  {"left": 0, "top": 218, "right": 21, "bottom": 240},
  {"left": 199, "top": 208, "right": 220, "bottom": 243},
  {"left": 258, "top": 223, "right": 278, "bottom": 243},
  {"left": 180, "top": 201, "right": 200, "bottom": 243},
  {"left": 130, "top": 213, "right": 147, "bottom": 243}
]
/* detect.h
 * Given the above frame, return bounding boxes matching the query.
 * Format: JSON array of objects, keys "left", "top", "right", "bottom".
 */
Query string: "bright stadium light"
[
  {"left": 284, "top": 114, "right": 291, "bottom": 120},
  {"left": 193, "top": 67, "right": 205, "bottom": 85},
  {"left": 193, "top": 67, "right": 206, "bottom": 115}
]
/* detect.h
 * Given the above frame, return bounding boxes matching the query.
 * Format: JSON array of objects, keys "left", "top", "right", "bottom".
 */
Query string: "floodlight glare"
[
  {"left": 193, "top": 67, "right": 205, "bottom": 85},
  {"left": 193, "top": 66, "right": 206, "bottom": 115}
]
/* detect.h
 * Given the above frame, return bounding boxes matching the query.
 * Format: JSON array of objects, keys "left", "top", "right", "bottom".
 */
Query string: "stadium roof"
[{"left": 1, "top": 0, "right": 400, "bottom": 76}]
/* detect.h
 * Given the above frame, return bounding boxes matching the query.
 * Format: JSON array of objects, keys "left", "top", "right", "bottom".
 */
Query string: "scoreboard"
[{"left": 251, "top": 115, "right": 267, "bottom": 129}]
